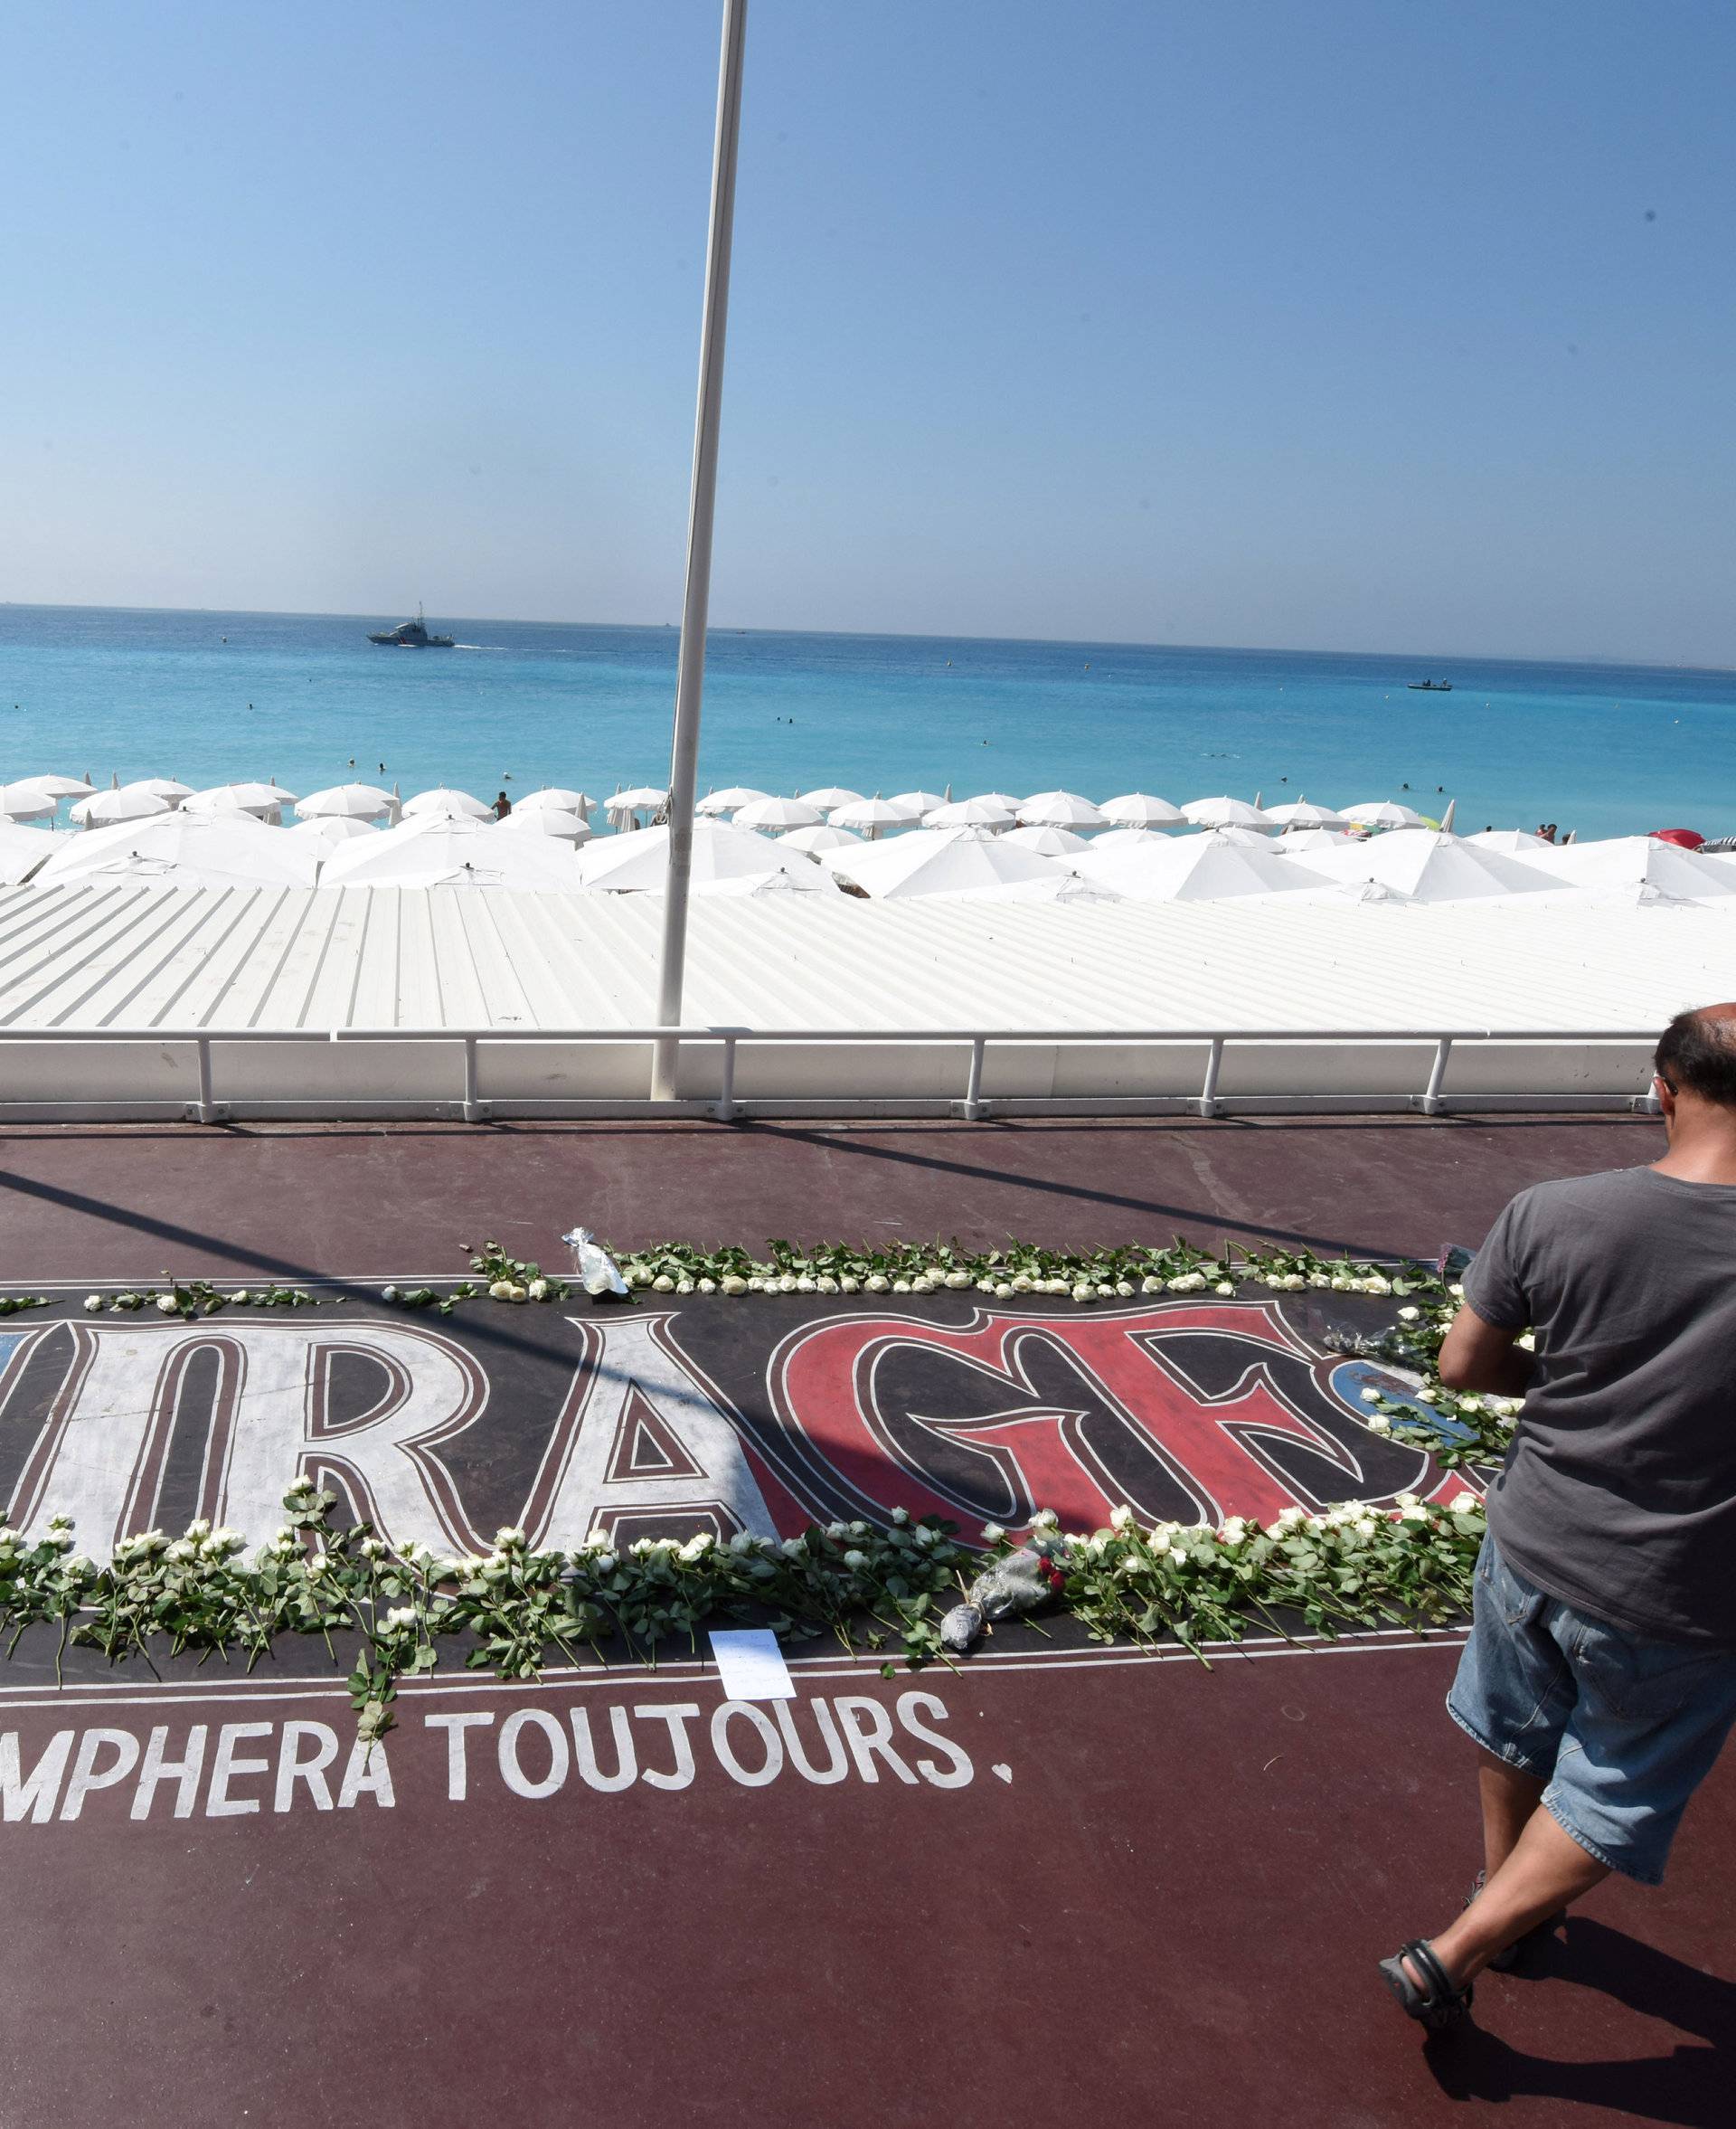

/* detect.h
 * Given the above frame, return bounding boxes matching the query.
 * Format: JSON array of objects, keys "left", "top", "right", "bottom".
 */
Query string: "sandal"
[
  {"left": 1465, "top": 1870, "right": 1568, "bottom": 1973},
  {"left": 1379, "top": 1939, "right": 1475, "bottom": 2030}
]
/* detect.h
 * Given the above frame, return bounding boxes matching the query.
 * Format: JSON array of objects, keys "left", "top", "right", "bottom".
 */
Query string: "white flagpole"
[{"left": 651, "top": 0, "right": 749, "bottom": 1102}]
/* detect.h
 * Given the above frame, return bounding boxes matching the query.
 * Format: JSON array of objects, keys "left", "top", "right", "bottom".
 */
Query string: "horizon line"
[{"left": 0, "top": 597, "right": 1730, "bottom": 679}]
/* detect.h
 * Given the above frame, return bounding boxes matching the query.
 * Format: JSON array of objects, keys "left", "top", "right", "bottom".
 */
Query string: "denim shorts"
[{"left": 1447, "top": 1534, "right": 1736, "bottom": 1885}]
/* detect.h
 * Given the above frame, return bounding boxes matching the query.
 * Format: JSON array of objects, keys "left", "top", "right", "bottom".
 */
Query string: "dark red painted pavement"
[
  {"left": 3, "top": 1642, "right": 1730, "bottom": 2127},
  {"left": 0, "top": 1112, "right": 1660, "bottom": 1282},
  {"left": 2, "top": 1111, "right": 1728, "bottom": 2128}
]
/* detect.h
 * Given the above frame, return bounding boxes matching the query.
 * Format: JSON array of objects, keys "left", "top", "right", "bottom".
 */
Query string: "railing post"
[
  {"left": 1194, "top": 1036, "right": 1225, "bottom": 1118},
  {"left": 195, "top": 1036, "right": 215, "bottom": 1124},
  {"left": 962, "top": 1036, "right": 987, "bottom": 1121},
  {"left": 1420, "top": 1036, "right": 1454, "bottom": 1116},
  {"left": 461, "top": 1036, "right": 483, "bottom": 1123},
  {"left": 714, "top": 1035, "right": 738, "bottom": 1122}
]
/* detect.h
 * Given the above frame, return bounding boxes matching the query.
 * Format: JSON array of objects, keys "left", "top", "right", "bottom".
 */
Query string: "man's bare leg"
[
  {"left": 1477, "top": 1748, "right": 1545, "bottom": 1877},
  {"left": 1406, "top": 1803, "right": 1610, "bottom": 1992}
]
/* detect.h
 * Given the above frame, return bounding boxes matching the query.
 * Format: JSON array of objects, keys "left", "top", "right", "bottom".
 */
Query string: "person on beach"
[
  {"left": 494, "top": 790, "right": 512, "bottom": 818},
  {"left": 1381, "top": 1002, "right": 1736, "bottom": 2029}
]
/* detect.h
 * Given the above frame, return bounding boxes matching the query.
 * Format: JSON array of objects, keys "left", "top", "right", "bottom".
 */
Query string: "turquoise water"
[{"left": 2, "top": 603, "right": 1732, "bottom": 840}]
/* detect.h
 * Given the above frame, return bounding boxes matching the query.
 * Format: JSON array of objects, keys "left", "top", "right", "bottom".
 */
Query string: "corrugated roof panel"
[{"left": 0, "top": 884, "right": 1731, "bottom": 1039}]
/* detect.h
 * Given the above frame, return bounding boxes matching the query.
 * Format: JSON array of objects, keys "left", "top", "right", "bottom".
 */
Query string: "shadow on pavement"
[{"left": 1422, "top": 1918, "right": 1734, "bottom": 2125}]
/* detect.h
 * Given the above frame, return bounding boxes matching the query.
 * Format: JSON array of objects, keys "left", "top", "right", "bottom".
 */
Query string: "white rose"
[
  {"left": 778, "top": 1274, "right": 798, "bottom": 1293},
  {"left": 1141, "top": 1276, "right": 1162, "bottom": 1293},
  {"left": 1028, "top": 1509, "right": 1060, "bottom": 1530},
  {"left": 1367, "top": 1416, "right": 1391, "bottom": 1434},
  {"left": 1215, "top": 1281, "right": 1234, "bottom": 1296},
  {"left": 840, "top": 1276, "right": 860, "bottom": 1294},
  {"left": 947, "top": 1271, "right": 971, "bottom": 1290},
  {"left": 816, "top": 1275, "right": 837, "bottom": 1294},
  {"left": 747, "top": 1277, "right": 766, "bottom": 1292},
  {"left": 1398, "top": 1305, "right": 1420, "bottom": 1321},
  {"left": 527, "top": 1278, "right": 549, "bottom": 1301},
  {"left": 980, "top": 1522, "right": 1007, "bottom": 1544},
  {"left": 1115, "top": 1281, "right": 1135, "bottom": 1299},
  {"left": 995, "top": 1282, "right": 1013, "bottom": 1300},
  {"left": 1011, "top": 1274, "right": 1033, "bottom": 1292},
  {"left": 1415, "top": 1386, "right": 1438, "bottom": 1404},
  {"left": 1109, "top": 1505, "right": 1136, "bottom": 1532},
  {"left": 487, "top": 1279, "right": 514, "bottom": 1300},
  {"left": 780, "top": 1538, "right": 806, "bottom": 1559},
  {"left": 83, "top": 1293, "right": 104, "bottom": 1311},
  {"left": 892, "top": 1280, "right": 911, "bottom": 1294},
  {"left": 156, "top": 1294, "right": 179, "bottom": 1315},
  {"left": 1072, "top": 1282, "right": 1094, "bottom": 1302},
  {"left": 1361, "top": 1387, "right": 1382, "bottom": 1405},
  {"left": 910, "top": 1277, "right": 932, "bottom": 1294},
  {"left": 1450, "top": 1492, "right": 1483, "bottom": 1515},
  {"left": 384, "top": 1605, "right": 417, "bottom": 1631},
  {"left": 867, "top": 1274, "right": 890, "bottom": 1293},
  {"left": 722, "top": 1275, "right": 747, "bottom": 1295},
  {"left": 843, "top": 1548, "right": 867, "bottom": 1569},
  {"left": 652, "top": 1275, "right": 675, "bottom": 1293}
]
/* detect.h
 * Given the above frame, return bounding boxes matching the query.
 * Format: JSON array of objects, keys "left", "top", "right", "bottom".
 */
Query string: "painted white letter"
[
  {"left": 275, "top": 1722, "right": 339, "bottom": 1812},
  {"left": 132, "top": 1724, "right": 209, "bottom": 1820},
  {"left": 425, "top": 1710, "right": 494, "bottom": 1801},
  {"left": 711, "top": 1701, "right": 784, "bottom": 1787},
  {"left": 897, "top": 1692, "right": 973, "bottom": 1788},
  {"left": 207, "top": 1722, "right": 273, "bottom": 1817},
  {"left": 498, "top": 1708, "right": 569, "bottom": 1800},
  {"left": 832, "top": 1697, "right": 918, "bottom": 1784},
  {"left": 634, "top": 1702, "right": 702, "bottom": 1790},
  {"left": 571, "top": 1705, "right": 637, "bottom": 1792}
]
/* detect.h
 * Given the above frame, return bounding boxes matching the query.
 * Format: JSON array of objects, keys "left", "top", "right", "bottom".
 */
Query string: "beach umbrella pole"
[{"left": 652, "top": 0, "right": 748, "bottom": 1102}]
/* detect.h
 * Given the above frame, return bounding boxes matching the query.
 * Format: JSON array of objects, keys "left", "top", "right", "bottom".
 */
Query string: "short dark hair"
[{"left": 1655, "top": 1008, "right": 1736, "bottom": 1107}]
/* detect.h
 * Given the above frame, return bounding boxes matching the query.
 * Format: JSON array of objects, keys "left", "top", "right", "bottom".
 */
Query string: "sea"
[{"left": 3, "top": 603, "right": 1732, "bottom": 842}]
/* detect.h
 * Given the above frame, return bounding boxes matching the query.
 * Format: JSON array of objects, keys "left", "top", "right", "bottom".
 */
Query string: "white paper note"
[{"left": 709, "top": 1627, "right": 797, "bottom": 1701}]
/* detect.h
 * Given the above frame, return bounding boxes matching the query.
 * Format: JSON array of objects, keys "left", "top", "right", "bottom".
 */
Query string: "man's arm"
[{"left": 1437, "top": 1303, "right": 1534, "bottom": 1396}]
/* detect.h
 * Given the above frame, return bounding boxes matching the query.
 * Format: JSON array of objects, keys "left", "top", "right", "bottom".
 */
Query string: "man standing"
[{"left": 1381, "top": 1003, "right": 1736, "bottom": 2028}]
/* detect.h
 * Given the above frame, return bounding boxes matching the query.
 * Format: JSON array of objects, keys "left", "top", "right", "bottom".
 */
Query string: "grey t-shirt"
[{"left": 1466, "top": 1165, "right": 1736, "bottom": 1646}]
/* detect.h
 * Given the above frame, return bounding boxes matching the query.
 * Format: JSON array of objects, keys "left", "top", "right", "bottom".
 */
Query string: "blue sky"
[{"left": 1, "top": 0, "right": 1731, "bottom": 662}]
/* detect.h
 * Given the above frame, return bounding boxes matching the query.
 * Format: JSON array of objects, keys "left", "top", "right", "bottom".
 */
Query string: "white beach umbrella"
[
  {"left": 931, "top": 871, "right": 1125, "bottom": 906},
  {"left": 1272, "top": 827, "right": 1356, "bottom": 853},
  {"left": 887, "top": 790, "right": 947, "bottom": 818},
  {"left": 1301, "top": 831, "right": 1557, "bottom": 903},
  {"left": 1090, "top": 827, "right": 1167, "bottom": 849},
  {"left": 1070, "top": 834, "right": 1310, "bottom": 902},
  {"left": 287, "top": 816, "right": 376, "bottom": 853},
  {"left": 691, "top": 867, "right": 844, "bottom": 898},
  {"left": 1018, "top": 790, "right": 1107, "bottom": 828},
  {"left": 1265, "top": 800, "right": 1348, "bottom": 828},
  {"left": 575, "top": 817, "right": 826, "bottom": 893},
  {"left": 401, "top": 787, "right": 492, "bottom": 821},
  {"left": 827, "top": 795, "right": 920, "bottom": 837},
  {"left": 0, "top": 781, "right": 58, "bottom": 821},
  {"left": 609, "top": 785, "right": 669, "bottom": 811},
  {"left": 732, "top": 795, "right": 824, "bottom": 829},
  {"left": 1343, "top": 800, "right": 1427, "bottom": 829},
  {"left": 318, "top": 813, "right": 578, "bottom": 889},
  {"left": 202, "top": 781, "right": 298, "bottom": 809},
  {"left": 779, "top": 823, "right": 863, "bottom": 855},
  {"left": 183, "top": 788, "right": 279, "bottom": 821},
  {"left": 924, "top": 796, "right": 1017, "bottom": 829},
  {"left": 1099, "top": 793, "right": 1185, "bottom": 828},
  {"left": 798, "top": 786, "right": 864, "bottom": 811},
  {"left": 494, "top": 807, "right": 593, "bottom": 844},
  {"left": 16, "top": 772, "right": 95, "bottom": 800},
  {"left": 515, "top": 787, "right": 595, "bottom": 818},
  {"left": 1526, "top": 835, "right": 1736, "bottom": 902},
  {"left": 70, "top": 787, "right": 172, "bottom": 828},
  {"left": 694, "top": 786, "right": 769, "bottom": 817},
  {"left": 1002, "top": 822, "right": 1090, "bottom": 856},
  {"left": 36, "top": 809, "right": 320, "bottom": 889},
  {"left": 1467, "top": 829, "right": 1552, "bottom": 854},
  {"left": 0, "top": 820, "right": 54, "bottom": 883},
  {"left": 1180, "top": 796, "right": 1272, "bottom": 829},
  {"left": 124, "top": 777, "right": 196, "bottom": 806},
  {"left": 296, "top": 782, "right": 393, "bottom": 821},
  {"left": 823, "top": 826, "right": 1061, "bottom": 900}
]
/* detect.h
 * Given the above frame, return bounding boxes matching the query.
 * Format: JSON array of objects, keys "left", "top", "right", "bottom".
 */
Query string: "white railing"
[{"left": 0, "top": 1024, "right": 1663, "bottom": 1124}]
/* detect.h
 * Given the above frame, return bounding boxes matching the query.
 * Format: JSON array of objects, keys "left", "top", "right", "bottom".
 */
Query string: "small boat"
[
  {"left": 367, "top": 605, "right": 455, "bottom": 648},
  {"left": 1406, "top": 678, "right": 1453, "bottom": 692}
]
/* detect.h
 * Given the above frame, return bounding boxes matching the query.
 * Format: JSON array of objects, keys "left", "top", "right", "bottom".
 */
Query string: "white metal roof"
[{"left": 0, "top": 882, "right": 1729, "bottom": 1036}]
